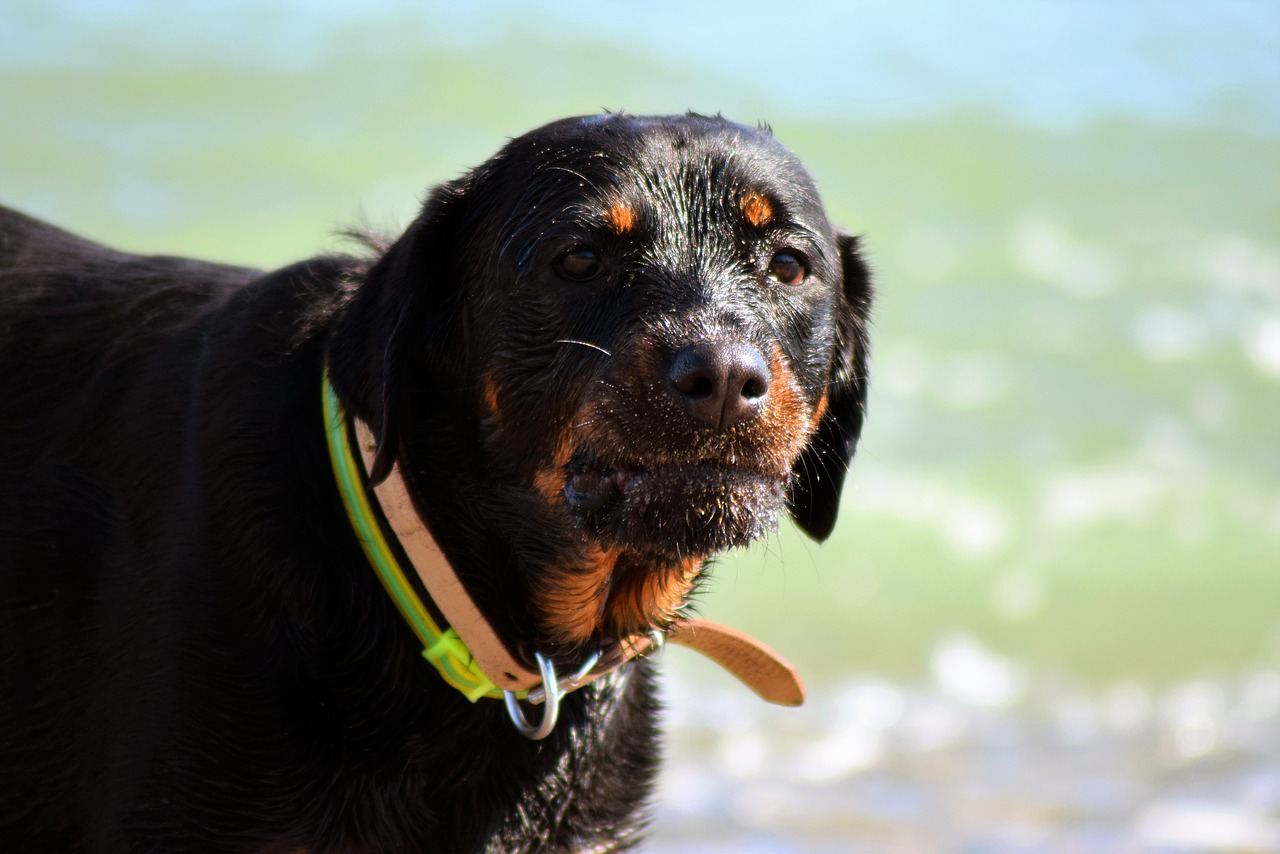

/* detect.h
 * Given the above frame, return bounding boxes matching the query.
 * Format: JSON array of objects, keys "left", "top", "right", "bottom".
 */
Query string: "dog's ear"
[
  {"left": 327, "top": 180, "right": 468, "bottom": 484},
  {"left": 786, "top": 232, "right": 874, "bottom": 542}
]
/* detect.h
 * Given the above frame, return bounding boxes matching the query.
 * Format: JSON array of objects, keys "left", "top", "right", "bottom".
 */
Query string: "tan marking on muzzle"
[
  {"left": 604, "top": 555, "right": 704, "bottom": 639},
  {"left": 757, "top": 346, "right": 817, "bottom": 470},
  {"left": 533, "top": 544, "right": 621, "bottom": 645},
  {"left": 536, "top": 549, "right": 706, "bottom": 646},
  {"left": 532, "top": 430, "right": 578, "bottom": 503}
]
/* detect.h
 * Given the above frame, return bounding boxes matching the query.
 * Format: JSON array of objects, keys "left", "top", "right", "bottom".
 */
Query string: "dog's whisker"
[
  {"left": 544, "top": 164, "right": 596, "bottom": 187},
  {"left": 555, "top": 339, "right": 613, "bottom": 357}
]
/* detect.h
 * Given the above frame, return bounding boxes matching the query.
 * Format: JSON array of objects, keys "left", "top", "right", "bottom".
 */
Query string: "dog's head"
[{"left": 330, "top": 114, "right": 872, "bottom": 649}]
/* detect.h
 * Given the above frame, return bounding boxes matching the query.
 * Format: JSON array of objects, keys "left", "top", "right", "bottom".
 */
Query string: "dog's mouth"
[
  {"left": 522, "top": 360, "right": 815, "bottom": 644},
  {"left": 526, "top": 450, "right": 790, "bottom": 645},
  {"left": 560, "top": 456, "right": 787, "bottom": 560}
]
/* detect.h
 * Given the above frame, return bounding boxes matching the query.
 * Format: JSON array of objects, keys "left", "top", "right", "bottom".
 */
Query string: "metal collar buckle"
[
  {"left": 503, "top": 649, "right": 605, "bottom": 740},
  {"left": 503, "top": 633, "right": 667, "bottom": 740},
  {"left": 503, "top": 652, "right": 562, "bottom": 740}
]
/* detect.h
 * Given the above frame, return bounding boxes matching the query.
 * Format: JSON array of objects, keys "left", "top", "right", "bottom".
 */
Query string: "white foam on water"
[
  {"left": 1041, "top": 467, "right": 1163, "bottom": 527},
  {"left": 1245, "top": 315, "right": 1280, "bottom": 377},
  {"left": 931, "top": 633, "right": 1026, "bottom": 709},
  {"left": 655, "top": 664, "right": 1280, "bottom": 851},
  {"left": 1010, "top": 216, "right": 1120, "bottom": 298},
  {"left": 850, "top": 468, "right": 1012, "bottom": 559},
  {"left": 1134, "top": 306, "right": 1209, "bottom": 362},
  {"left": 1134, "top": 802, "right": 1280, "bottom": 851},
  {"left": 936, "top": 351, "right": 1012, "bottom": 410},
  {"left": 1196, "top": 234, "right": 1280, "bottom": 301}
]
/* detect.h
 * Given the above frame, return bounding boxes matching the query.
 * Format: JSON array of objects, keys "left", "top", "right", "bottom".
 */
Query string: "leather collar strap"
[{"left": 322, "top": 369, "right": 804, "bottom": 710}]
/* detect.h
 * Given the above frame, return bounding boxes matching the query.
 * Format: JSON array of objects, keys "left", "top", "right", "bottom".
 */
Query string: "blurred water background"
[{"left": 3, "top": 2, "right": 1278, "bottom": 850}]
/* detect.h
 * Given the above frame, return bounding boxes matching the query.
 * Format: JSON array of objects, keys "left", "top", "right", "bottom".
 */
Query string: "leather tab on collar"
[{"left": 668, "top": 620, "right": 805, "bottom": 706}]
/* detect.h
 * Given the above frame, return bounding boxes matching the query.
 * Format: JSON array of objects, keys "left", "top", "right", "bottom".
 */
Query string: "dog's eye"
[
  {"left": 768, "top": 252, "right": 807, "bottom": 285},
  {"left": 555, "top": 248, "right": 603, "bottom": 282}
]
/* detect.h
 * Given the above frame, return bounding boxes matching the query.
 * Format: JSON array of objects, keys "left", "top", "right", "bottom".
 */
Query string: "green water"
[
  {"left": 704, "top": 116, "right": 1280, "bottom": 686},
  {"left": 3, "top": 5, "right": 1278, "bottom": 693}
]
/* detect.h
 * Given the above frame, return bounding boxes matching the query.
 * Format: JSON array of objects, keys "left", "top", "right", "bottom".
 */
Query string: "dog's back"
[{"left": 0, "top": 206, "right": 257, "bottom": 464}]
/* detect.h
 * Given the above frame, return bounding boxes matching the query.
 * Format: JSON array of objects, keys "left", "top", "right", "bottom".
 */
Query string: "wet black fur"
[{"left": 0, "top": 114, "right": 872, "bottom": 852}]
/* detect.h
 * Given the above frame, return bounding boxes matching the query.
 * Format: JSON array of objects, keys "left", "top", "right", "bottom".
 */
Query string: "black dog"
[{"left": 0, "top": 113, "right": 873, "bottom": 852}]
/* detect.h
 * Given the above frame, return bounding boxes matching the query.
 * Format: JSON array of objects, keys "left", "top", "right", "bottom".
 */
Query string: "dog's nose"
[{"left": 667, "top": 342, "right": 771, "bottom": 430}]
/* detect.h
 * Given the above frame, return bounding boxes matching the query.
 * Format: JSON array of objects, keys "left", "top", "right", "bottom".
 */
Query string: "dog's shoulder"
[
  {"left": 0, "top": 205, "right": 227, "bottom": 284},
  {"left": 0, "top": 204, "right": 263, "bottom": 332},
  {"left": 0, "top": 203, "right": 105, "bottom": 267},
  {"left": 0, "top": 206, "right": 360, "bottom": 484}
]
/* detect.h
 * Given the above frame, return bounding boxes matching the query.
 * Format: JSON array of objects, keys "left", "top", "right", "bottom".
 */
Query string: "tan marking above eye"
[
  {"left": 741, "top": 191, "right": 774, "bottom": 228},
  {"left": 480, "top": 373, "right": 501, "bottom": 420},
  {"left": 607, "top": 202, "right": 636, "bottom": 234}
]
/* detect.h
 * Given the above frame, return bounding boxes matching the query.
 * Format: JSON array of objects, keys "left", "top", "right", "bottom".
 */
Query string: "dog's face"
[{"left": 334, "top": 114, "right": 872, "bottom": 649}]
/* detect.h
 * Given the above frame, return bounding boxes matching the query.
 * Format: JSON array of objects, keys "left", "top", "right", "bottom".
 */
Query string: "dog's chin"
[{"left": 563, "top": 463, "right": 786, "bottom": 560}]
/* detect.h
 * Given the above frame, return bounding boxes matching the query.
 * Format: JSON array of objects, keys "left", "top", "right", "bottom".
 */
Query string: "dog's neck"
[{"left": 322, "top": 369, "right": 804, "bottom": 739}]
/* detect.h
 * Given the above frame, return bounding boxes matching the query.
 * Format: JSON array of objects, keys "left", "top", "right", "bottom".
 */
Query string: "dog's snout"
[{"left": 667, "top": 342, "right": 771, "bottom": 430}]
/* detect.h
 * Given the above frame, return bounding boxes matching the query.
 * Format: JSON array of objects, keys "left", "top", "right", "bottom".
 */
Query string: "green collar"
[{"left": 322, "top": 369, "right": 517, "bottom": 702}]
